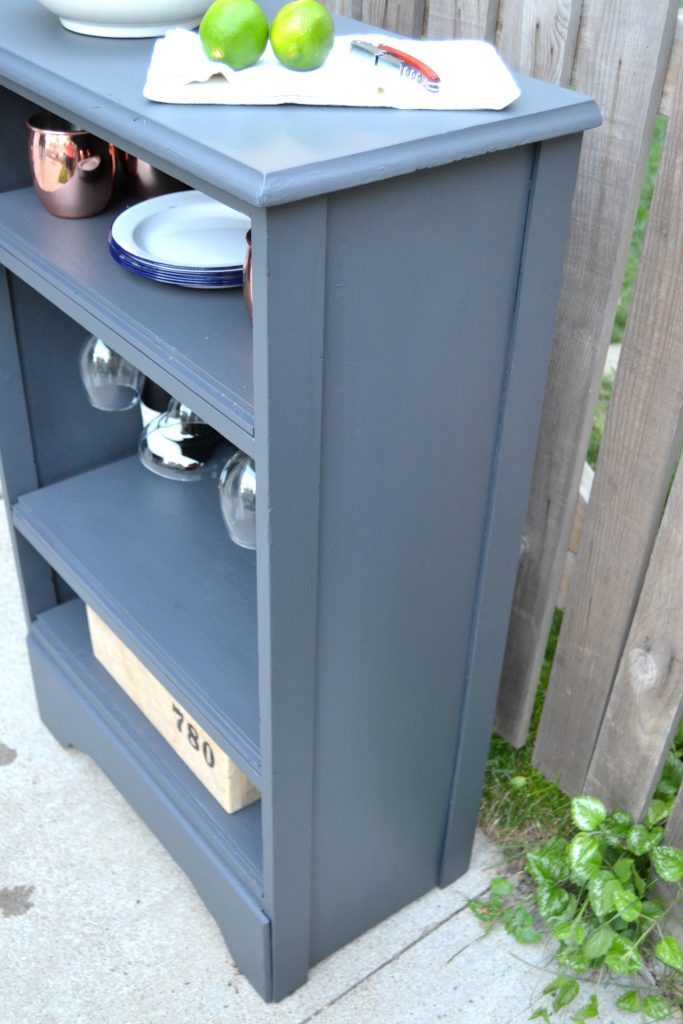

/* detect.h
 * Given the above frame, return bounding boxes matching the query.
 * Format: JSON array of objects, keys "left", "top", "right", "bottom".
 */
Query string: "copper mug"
[
  {"left": 115, "top": 150, "right": 188, "bottom": 201},
  {"left": 27, "top": 113, "right": 116, "bottom": 218}
]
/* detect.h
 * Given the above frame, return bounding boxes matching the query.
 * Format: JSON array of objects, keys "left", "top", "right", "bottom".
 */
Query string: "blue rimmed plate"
[
  {"left": 110, "top": 190, "right": 251, "bottom": 274},
  {"left": 109, "top": 241, "right": 243, "bottom": 289}
]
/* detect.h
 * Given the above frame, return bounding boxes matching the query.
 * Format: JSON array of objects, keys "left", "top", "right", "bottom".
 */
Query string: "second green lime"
[{"left": 269, "top": 0, "right": 335, "bottom": 71}]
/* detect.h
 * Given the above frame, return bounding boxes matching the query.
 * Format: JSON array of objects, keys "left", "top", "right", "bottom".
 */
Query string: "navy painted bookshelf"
[{"left": 0, "top": 0, "right": 599, "bottom": 1001}]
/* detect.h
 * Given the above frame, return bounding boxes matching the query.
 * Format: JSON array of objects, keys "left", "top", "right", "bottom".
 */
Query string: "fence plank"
[
  {"left": 324, "top": 0, "right": 362, "bottom": 20},
  {"left": 494, "top": 0, "right": 680, "bottom": 750},
  {"left": 496, "top": 0, "right": 582, "bottom": 85},
  {"left": 584, "top": 457, "right": 683, "bottom": 820},
  {"left": 325, "top": 0, "right": 425, "bottom": 32},
  {"left": 665, "top": 778, "right": 683, "bottom": 850},
  {"left": 660, "top": 12, "right": 683, "bottom": 117},
  {"left": 360, "top": 0, "right": 425, "bottom": 35},
  {"left": 532, "top": 23, "right": 683, "bottom": 792},
  {"left": 423, "top": 0, "right": 498, "bottom": 40}
]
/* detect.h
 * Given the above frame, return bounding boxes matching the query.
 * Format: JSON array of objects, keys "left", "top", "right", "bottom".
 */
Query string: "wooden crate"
[{"left": 86, "top": 606, "right": 260, "bottom": 814}]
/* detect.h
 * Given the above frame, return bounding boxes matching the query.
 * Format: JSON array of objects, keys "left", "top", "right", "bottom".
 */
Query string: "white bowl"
[{"left": 36, "top": 0, "right": 207, "bottom": 37}]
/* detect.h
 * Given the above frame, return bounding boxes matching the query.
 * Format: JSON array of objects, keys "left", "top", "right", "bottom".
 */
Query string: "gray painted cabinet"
[{"left": 0, "top": 0, "right": 599, "bottom": 1001}]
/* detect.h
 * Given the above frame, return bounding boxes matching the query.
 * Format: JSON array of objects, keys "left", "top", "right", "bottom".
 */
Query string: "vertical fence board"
[
  {"left": 496, "top": 0, "right": 582, "bottom": 85},
  {"left": 494, "top": 0, "right": 680, "bottom": 750},
  {"left": 423, "top": 0, "right": 498, "bottom": 40},
  {"left": 324, "top": 0, "right": 362, "bottom": 20},
  {"left": 584, "top": 456, "right": 683, "bottom": 820},
  {"left": 360, "top": 0, "right": 425, "bottom": 35},
  {"left": 665, "top": 778, "right": 683, "bottom": 850},
  {"left": 660, "top": 13, "right": 683, "bottom": 117},
  {"left": 325, "top": 0, "right": 424, "bottom": 30},
  {"left": 532, "top": 23, "right": 683, "bottom": 792}
]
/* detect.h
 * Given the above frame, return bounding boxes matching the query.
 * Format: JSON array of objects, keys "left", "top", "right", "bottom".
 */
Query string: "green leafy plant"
[{"left": 470, "top": 795, "right": 683, "bottom": 1021}]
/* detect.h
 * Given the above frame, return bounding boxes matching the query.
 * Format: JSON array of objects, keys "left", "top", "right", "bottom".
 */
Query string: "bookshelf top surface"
[{"left": 0, "top": 0, "right": 599, "bottom": 207}]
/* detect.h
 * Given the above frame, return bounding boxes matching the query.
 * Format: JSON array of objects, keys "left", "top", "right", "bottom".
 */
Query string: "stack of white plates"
[{"left": 109, "top": 191, "right": 251, "bottom": 289}]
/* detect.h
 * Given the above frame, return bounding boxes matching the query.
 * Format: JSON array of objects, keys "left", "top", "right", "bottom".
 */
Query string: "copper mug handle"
[{"left": 243, "top": 229, "right": 253, "bottom": 325}]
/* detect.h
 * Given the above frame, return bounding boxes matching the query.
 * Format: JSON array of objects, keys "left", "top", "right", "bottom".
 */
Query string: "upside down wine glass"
[
  {"left": 79, "top": 334, "right": 145, "bottom": 411},
  {"left": 218, "top": 450, "right": 256, "bottom": 550},
  {"left": 138, "top": 400, "right": 232, "bottom": 480}
]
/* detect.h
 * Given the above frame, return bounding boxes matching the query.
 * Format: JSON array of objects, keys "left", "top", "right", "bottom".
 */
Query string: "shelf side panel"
[
  {"left": 308, "top": 148, "right": 535, "bottom": 962},
  {"left": 253, "top": 197, "right": 328, "bottom": 1000},
  {"left": 0, "top": 266, "right": 57, "bottom": 621},
  {"left": 440, "top": 133, "right": 585, "bottom": 884}
]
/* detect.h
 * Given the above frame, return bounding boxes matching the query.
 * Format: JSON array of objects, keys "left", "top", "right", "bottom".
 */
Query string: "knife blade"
[{"left": 351, "top": 39, "right": 441, "bottom": 93}]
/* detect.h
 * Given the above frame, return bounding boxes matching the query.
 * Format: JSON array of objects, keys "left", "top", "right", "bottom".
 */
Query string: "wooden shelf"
[
  {"left": 0, "top": 187, "right": 254, "bottom": 447},
  {"left": 14, "top": 454, "right": 260, "bottom": 782},
  {"left": 31, "top": 598, "right": 264, "bottom": 898}
]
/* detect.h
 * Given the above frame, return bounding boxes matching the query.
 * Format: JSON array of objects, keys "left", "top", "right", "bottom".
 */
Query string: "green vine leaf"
[
  {"left": 612, "top": 885, "right": 642, "bottom": 923},
  {"left": 655, "top": 935, "right": 683, "bottom": 972},
  {"left": 656, "top": 750, "right": 683, "bottom": 799},
  {"left": 615, "top": 990, "right": 641, "bottom": 1012},
  {"left": 526, "top": 839, "right": 567, "bottom": 885},
  {"left": 468, "top": 896, "right": 502, "bottom": 928},
  {"left": 583, "top": 923, "right": 617, "bottom": 960},
  {"left": 645, "top": 798, "right": 673, "bottom": 828},
  {"left": 640, "top": 898, "right": 665, "bottom": 921},
  {"left": 571, "top": 994, "right": 599, "bottom": 1021},
  {"left": 588, "top": 874, "right": 619, "bottom": 917},
  {"left": 490, "top": 876, "right": 514, "bottom": 897},
  {"left": 571, "top": 796, "right": 607, "bottom": 832},
  {"left": 604, "top": 936, "right": 642, "bottom": 975},
  {"left": 631, "top": 868, "right": 646, "bottom": 897},
  {"left": 529, "top": 1010, "right": 551, "bottom": 1023},
  {"left": 642, "top": 994, "right": 672, "bottom": 1020},
  {"left": 552, "top": 920, "right": 585, "bottom": 947},
  {"left": 602, "top": 808, "right": 634, "bottom": 847},
  {"left": 652, "top": 845, "right": 683, "bottom": 882},
  {"left": 612, "top": 856, "right": 634, "bottom": 884},
  {"left": 543, "top": 975, "right": 580, "bottom": 1011},
  {"left": 626, "top": 825, "right": 659, "bottom": 856},
  {"left": 536, "top": 884, "right": 576, "bottom": 923},
  {"left": 568, "top": 834, "right": 602, "bottom": 883},
  {"left": 501, "top": 905, "right": 542, "bottom": 944},
  {"left": 556, "top": 946, "right": 591, "bottom": 974}
]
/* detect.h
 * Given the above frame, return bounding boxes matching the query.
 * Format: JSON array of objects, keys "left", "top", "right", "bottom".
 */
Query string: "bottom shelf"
[{"left": 29, "top": 599, "right": 272, "bottom": 999}]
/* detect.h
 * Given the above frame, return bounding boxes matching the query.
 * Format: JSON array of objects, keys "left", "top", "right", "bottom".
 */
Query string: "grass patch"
[
  {"left": 586, "top": 374, "right": 613, "bottom": 469},
  {"left": 479, "top": 611, "right": 572, "bottom": 860}
]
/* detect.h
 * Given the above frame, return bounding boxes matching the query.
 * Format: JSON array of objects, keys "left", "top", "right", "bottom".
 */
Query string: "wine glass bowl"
[
  {"left": 138, "top": 400, "right": 229, "bottom": 480},
  {"left": 243, "top": 230, "right": 253, "bottom": 325},
  {"left": 79, "top": 335, "right": 145, "bottom": 411},
  {"left": 218, "top": 451, "right": 256, "bottom": 549}
]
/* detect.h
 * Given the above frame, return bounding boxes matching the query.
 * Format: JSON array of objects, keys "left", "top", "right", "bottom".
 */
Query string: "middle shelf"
[
  {"left": 13, "top": 453, "right": 261, "bottom": 782},
  {"left": 0, "top": 186, "right": 255, "bottom": 447}
]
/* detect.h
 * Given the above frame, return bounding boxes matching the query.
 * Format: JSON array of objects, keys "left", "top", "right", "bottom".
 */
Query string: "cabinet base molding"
[{"left": 86, "top": 605, "right": 260, "bottom": 815}]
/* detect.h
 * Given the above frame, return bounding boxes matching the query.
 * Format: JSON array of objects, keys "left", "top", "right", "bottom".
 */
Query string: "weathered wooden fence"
[{"left": 329, "top": 0, "right": 683, "bottom": 829}]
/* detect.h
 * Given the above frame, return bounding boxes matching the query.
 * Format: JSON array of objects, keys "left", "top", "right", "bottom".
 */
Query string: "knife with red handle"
[{"left": 351, "top": 39, "right": 441, "bottom": 93}]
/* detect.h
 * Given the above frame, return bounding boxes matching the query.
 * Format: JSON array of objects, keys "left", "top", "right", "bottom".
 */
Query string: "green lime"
[
  {"left": 199, "top": 0, "right": 269, "bottom": 71},
  {"left": 270, "top": 0, "right": 335, "bottom": 71}
]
